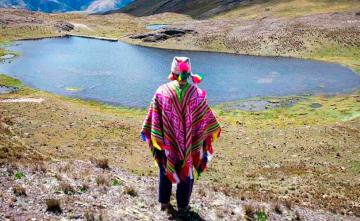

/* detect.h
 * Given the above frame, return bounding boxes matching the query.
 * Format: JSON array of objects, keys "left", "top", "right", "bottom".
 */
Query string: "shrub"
[
  {"left": 244, "top": 204, "right": 255, "bottom": 220},
  {"left": 96, "top": 158, "right": 110, "bottom": 170},
  {"left": 96, "top": 175, "right": 110, "bottom": 186},
  {"left": 14, "top": 171, "right": 25, "bottom": 179},
  {"left": 33, "top": 162, "right": 47, "bottom": 173},
  {"left": 256, "top": 209, "right": 268, "bottom": 221},
  {"left": 111, "top": 178, "right": 123, "bottom": 186},
  {"left": 294, "top": 211, "right": 302, "bottom": 221},
  {"left": 79, "top": 183, "right": 90, "bottom": 193},
  {"left": 274, "top": 203, "right": 282, "bottom": 215},
  {"left": 59, "top": 163, "right": 71, "bottom": 172},
  {"left": 13, "top": 185, "right": 26, "bottom": 196},
  {"left": 284, "top": 200, "right": 292, "bottom": 210},
  {"left": 59, "top": 182, "right": 75, "bottom": 195},
  {"left": 124, "top": 186, "right": 138, "bottom": 197},
  {"left": 198, "top": 188, "right": 206, "bottom": 197},
  {"left": 85, "top": 209, "right": 95, "bottom": 221},
  {"left": 46, "top": 199, "right": 62, "bottom": 213}
]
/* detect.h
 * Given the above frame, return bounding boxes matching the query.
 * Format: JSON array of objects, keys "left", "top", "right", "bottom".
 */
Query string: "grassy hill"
[{"left": 216, "top": 0, "right": 360, "bottom": 19}]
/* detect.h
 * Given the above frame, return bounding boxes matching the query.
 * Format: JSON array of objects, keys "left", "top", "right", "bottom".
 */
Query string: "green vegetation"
[
  {"left": 0, "top": 74, "right": 23, "bottom": 87},
  {"left": 79, "top": 184, "right": 89, "bottom": 193},
  {"left": 0, "top": 48, "right": 5, "bottom": 57},
  {"left": 112, "top": 178, "right": 123, "bottom": 186},
  {"left": 256, "top": 210, "right": 268, "bottom": 221},
  {"left": 214, "top": 93, "right": 360, "bottom": 129},
  {"left": 351, "top": 160, "right": 360, "bottom": 174},
  {"left": 0, "top": 26, "right": 58, "bottom": 42},
  {"left": 62, "top": 96, "right": 146, "bottom": 117},
  {"left": 307, "top": 44, "right": 360, "bottom": 75},
  {"left": 14, "top": 172, "right": 26, "bottom": 179}
]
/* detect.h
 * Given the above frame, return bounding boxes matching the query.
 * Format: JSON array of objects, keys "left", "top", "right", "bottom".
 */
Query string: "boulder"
[
  {"left": 130, "top": 27, "right": 195, "bottom": 42},
  {"left": 53, "top": 21, "right": 74, "bottom": 32}
]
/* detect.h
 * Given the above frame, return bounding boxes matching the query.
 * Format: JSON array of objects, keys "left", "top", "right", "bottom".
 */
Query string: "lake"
[{"left": 0, "top": 36, "right": 359, "bottom": 108}]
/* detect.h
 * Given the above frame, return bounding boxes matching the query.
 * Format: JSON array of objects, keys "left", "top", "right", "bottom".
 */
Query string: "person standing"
[{"left": 141, "top": 56, "right": 221, "bottom": 220}]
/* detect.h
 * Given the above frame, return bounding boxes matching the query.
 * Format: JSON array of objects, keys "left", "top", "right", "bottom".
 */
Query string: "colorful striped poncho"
[{"left": 141, "top": 81, "right": 221, "bottom": 183}]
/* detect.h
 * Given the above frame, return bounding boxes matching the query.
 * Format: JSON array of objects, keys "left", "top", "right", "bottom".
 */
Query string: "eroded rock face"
[
  {"left": 130, "top": 28, "right": 195, "bottom": 42},
  {"left": 53, "top": 21, "right": 74, "bottom": 32}
]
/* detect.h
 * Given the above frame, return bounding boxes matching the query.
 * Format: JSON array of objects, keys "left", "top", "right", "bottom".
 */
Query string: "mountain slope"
[
  {"left": 117, "top": 0, "right": 247, "bottom": 18},
  {"left": 86, "top": 0, "right": 133, "bottom": 13},
  {"left": 115, "top": 0, "right": 360, "bottom": 18},
  {"left": 0, "top": 0, "right": 133, "bottom": 13}
]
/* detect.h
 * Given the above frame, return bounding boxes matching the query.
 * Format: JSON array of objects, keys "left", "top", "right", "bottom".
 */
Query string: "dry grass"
[
  {"left": 95, "top": 158, "right": 110, "bottom": 170},
  {"left": 124, "top": 186, "right": 138, "bottom": 197},
  {"left": 13, "top": 185, "right": 26, "bottom": 197},
  {"left": 32, "top": 161, "right": 47, "bottom": 173},
  {"left": 46, "top": 198, "right": 62, "bottom": 213},
  {"left": 59, "top": 163, "right": 72, "bottom": 173},
  {"left": 198, "top": 188, "right": 207, "bottom": 197},
  {"left": 95, "top": 175, "right": 110, "bottom": 186},
  {"left": 215, "top": 0, "right": 360, "bottom": 20},
  {"left": 243, "top": 204, "right": 256, "bottom": 220},
  {"left": 85, "top": 209, "right": 95, "bottom": 221},
  {"left": 1, "top": 72, "right": 359, "bottom": 214},
  {"left": 59, "top": 181, "right": 75, "bottom": 195},
  {"left": 80, "top": 183, "right": 90, "bottom": 193},
  {"left": 294, "top": 210, "right": 303, "bottom": 220}
]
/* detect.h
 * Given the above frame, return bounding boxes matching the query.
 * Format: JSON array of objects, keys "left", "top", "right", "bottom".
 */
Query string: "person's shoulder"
[
  {"left": 190, "top": 84, "right": 207, "bottom": 99},
  {"left": 155, "top": 82, "right": 172, "bottom": 95}
]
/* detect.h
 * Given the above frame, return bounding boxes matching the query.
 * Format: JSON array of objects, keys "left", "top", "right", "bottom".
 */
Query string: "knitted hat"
[
  {"left": 171, "top": 56, "right": 191, "bottom": 75},
  {"left": 168, "top": 56, "right": 203, "bottom": 84}
]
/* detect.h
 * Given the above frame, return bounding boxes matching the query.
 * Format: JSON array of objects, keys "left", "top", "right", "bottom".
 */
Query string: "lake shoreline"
[
  {"left": 7, "top": 33, "right": 360, "bottom": 76},
  {"left": 2, "top": 36, "right": 360, "bottom": 110}
]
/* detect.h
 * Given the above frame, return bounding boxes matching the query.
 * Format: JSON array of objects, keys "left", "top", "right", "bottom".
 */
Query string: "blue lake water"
[
  {"left": 146, "top": 24, "right": 169, "bottom": 30},
  {"left": 0, "top": 36, "right": 359, "bottom": 108}
]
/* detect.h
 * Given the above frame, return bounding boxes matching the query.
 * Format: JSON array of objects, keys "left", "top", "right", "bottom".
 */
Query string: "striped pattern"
[{"left": 141, "top": 81, "right": 221, "bottom": 183}]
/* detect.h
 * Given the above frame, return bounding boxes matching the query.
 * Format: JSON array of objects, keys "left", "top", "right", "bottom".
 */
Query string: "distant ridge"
[{"left": 0, "top": 0, "right": 133, "bottom": 13}]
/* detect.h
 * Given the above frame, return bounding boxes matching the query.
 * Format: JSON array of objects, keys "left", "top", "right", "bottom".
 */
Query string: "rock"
[
  {"left": 143, "top": 34, "right": 169, "bottom": 42},
  {"left": 130, "top": 28, "right": 195, "bottom": 42},
  {"left": 53, "top": 21, "right": 74, "bottom": 32}
]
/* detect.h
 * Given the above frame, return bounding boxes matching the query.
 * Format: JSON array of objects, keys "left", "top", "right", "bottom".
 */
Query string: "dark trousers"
[{"left": 158, "top": 166, "right": 194, "bottom": 209}]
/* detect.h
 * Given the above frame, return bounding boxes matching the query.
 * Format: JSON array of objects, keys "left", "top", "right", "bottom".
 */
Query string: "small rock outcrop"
[
  {"left": 130, "top": 28, "right": 195, "bottom": 42},
  {"left": 53, "top": 21, "right": 74, "bottom": 32}
]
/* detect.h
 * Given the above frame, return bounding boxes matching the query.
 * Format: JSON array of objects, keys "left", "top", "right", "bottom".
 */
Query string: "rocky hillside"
[
  {"left": 112, "top": 0, "right": 360, "bottom": 18},
  {"left": 1, "top": 74, "right": 359, "bottom": 219},
  {"left": 0, "top": 0, "right": 133, "bottom": 13},
  {"left": 114, "top": 0, "right": 248, "bottom": 18}
]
